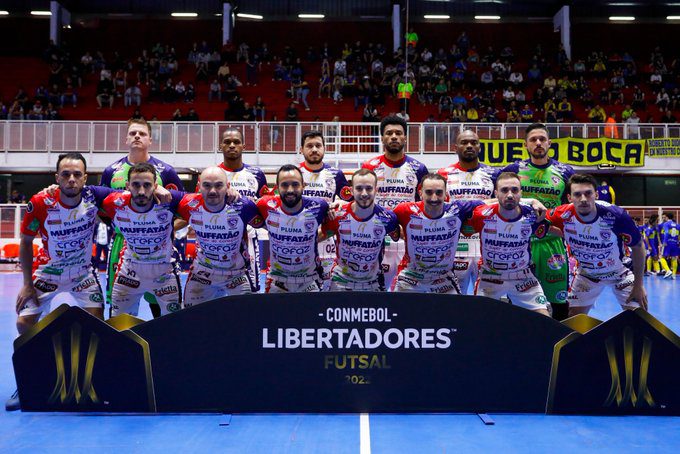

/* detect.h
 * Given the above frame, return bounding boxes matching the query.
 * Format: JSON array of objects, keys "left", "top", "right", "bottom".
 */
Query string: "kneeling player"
[
  {"left": 393, "top": 173, "right": 484, "bottom": 294},
  {"left": 257, "top": 165, "right": 329, "bottom": 293},
  {"left": 178, "top": 167, "right": 262, "bottom": 306},
  {"left": 547, "top": 174, "right": 648, "bottom": 315},
  {"left": 320, "top": 168, "right": 399, "bottom": 291},
  {"left": 468, "top": 172, "right": 551, "bottom": 316},
  {"left": 101, "top": 163, "right": 184, "bottom": 316}
]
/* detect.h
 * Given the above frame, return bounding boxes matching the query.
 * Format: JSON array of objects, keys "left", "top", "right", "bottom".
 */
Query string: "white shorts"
[
  {"left": 568, "top": 267, "right": 640, "bottom": 309},
  {"left": 394, "top": 270, "right": 461, "bottom": 294},
  {"left": 318, "top": 237, "right": 337, "bottom": 291},
  {"left": 265, "top": 275, "right": 322, "bottom": 293},
  {"left": 329, "top": 276, "right": 382, "bottom": 291},
  {"left": 184, "top": 262, "right": 253, "bottom": 308},
  {"left": 246, "top": 225, "right": 261, "bottom": 293},
  {"left": 383, "top": 239, "right": 406, "bottom": 291},
  {"left": 454, "top": 255, "right": 480, "bottom": 295},
  {"left": 19, "top": 264, "right": 104, "bottom": 317},
  {"left": 475, "top": 270, "right": 549, "bottom": 312},
  {"left": 111, "top": 260, "right": 182, "bottom": 316}
]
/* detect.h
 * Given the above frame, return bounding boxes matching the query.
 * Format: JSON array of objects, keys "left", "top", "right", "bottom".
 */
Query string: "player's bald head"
[
  {"left": 456, "top": 129, "right": 479, "bottom": 145},
  {"left": 199, "top": 166, "right": 228, "bottom": 184}
]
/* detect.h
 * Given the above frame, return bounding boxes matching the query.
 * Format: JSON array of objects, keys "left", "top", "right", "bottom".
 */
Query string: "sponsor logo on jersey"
[
  {"left": 34, "top": 279, "right": 58, "bottom": 292},
  {"left": 547, "top": 254, "right": 566, "bottom": 270},
  {"left": 190, "top": 275, "right": 211, "bottom": 285},
  {"left": 154, "top": 285, "right": 178, "bottom": 297},
  {"left": 188, "top": 199, "right": 200, "bottom": 208},
  {"left": 113, "top": 197, "right": 125, "bottom": 207},
  {"left": 620, "top": 233, "right": 633, "bottom": 245},
  {"left": 117, "top": 275, "right": 140, "bottom": 288},
  {"left": 555, "top": 290, "right": 568, "bottom": 302},
  {"left": 482, "top": 207, "right": 494, "bottom": 216},
  {"left": 27, "top": 201, "right": 34, "bottom": 213}
]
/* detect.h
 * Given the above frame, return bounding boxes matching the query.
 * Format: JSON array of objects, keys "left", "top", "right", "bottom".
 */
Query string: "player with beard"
[
  {"left": 100, "top": 163, "right": 184, "bottom": 316},
  {"left": 362, "top": 116, "right": 428, "bottom": 288},
  {"left": 501, "top": 123, "right": 574, "bottom": 320},
  {"left": 438, "top": 130, "right": 499, "bottom": 294},
  {"left": 393, "top": 173, "right": 484, "bottom": 294},
  {"left": 256, "top": 165, "right": 329, "bottom": 293},
  {"left": 320, "top": 168, "right": 399, "bottom": 291},
  {"left": 468, "top": 172, "right": 551, "bottom": 316},
  {"left": 547, "top": 174, "right": 648, "bottom": 315},
  {"left": 218, "top": 128, "right": 271, "bottom": 292},
  {"left": 298, "top": 130, "right": 352, "bottom": 289},
  {"left": 178, "top": 167, "right": 262, "bottom": 306},
  {"left": 101, "top": 118, "right": 183, "bottom": 317}
]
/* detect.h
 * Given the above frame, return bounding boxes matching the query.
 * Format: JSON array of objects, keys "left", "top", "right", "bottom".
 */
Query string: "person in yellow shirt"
[
  {"left": 588, "top": 104, "right": 606, "bottom": 122},
  {"left": 466, "top": 106, "right": 479, "bottom": 122},
  {"left": 557, "top": 97, "right": 572, "bottom": 121}
]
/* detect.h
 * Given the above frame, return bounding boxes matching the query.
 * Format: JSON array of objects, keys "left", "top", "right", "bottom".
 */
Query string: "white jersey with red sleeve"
[
  {"left": 362, "top": 155, "right": 428, "bottom": 210},
  {"left": 547, "top": 201, "right": 642, "bottom": 278},
  {"left": 438, "top": 163, "right": 498, "bottom": 257},
  {"left": 100, "top": 191, "right": 183, "bottom": 264},
  {"left": 393, "top": 200, "right": 482, "bottom": 280},
  {"left": 469, "top": 204, "right": 549, "bottom": 277},
  {"left": 21, "top": 186, "right": 114, "bottom": 270},
  {"left": 177, "top": 193, "right": 262, "bottom": 272},
  {"left": 300, "top": 162, "right": 352, "bottom": 202},
  {"left": 321, "top": 204, "right": 399, "bottom": 283},
  {"left": 256, "top": 196, "right": 329, "bottom": 281},
  {"left": 218, "top": 162, "right": 270, "bottom": 200}
]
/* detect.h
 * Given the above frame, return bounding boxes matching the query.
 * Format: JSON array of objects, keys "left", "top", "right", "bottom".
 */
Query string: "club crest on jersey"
[
  {"left": 551, "top": 176, "right": 562, "bottom": 185},
  {"left": 373, "top": 226, "right": 384, "bottom": 237},
  {"left": 620, "top": 233, "right": 633, "bottom": 245},
  {"left": 267, "top": 199, "right": 278, "bottom": 208},
  {"left": 521, "top": 226, "right": 531, "bottom": 238},
  {"left": 340, "top": 186, "right": 353, "bottom": 200},
  {"left": 157, "top": 213, "right": 169, "bottom": 223},
  {"left": 481, "top": 207, "right": 494, "bottom": 216},
  {"left": 188, "top": 199, "right": 200, "bottom": 208},
  {"left": 600, "top": 231, "right": 612, "bottom": 241},
  {"left": 405, "top": 172, "right": 416, "bottom": 186},
  {"left": 409, "top": 205, "right": 419, "bottom": 214},
  {"left": 114, "top": 197, "right": 125, "bottom": 207},
  {"left": 446, "top": 218, "right": 458, "bottom": 229},
  {"left": 304, "top": 220, "right": 316, "bottom": 233},
  {"left": 227, "top": 217, "right": 238, "bottom": 228},
  {"left": 561, "top": 210, "right": 572, "bottom": 219},
  {"left": 535, "top": 224, "right": 547, "bottom": 238}
]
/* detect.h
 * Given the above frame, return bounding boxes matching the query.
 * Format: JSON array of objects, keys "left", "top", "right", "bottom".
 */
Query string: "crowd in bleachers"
[{"left": 2, "top": 29, "right": 680, "bottom": 124}]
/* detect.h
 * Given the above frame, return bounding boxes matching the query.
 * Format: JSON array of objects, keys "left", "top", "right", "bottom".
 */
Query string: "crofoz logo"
[
  {"left": 603, "top": 327, "right": 655, "bottom": 408},
  {"left": 48, "top": 324, "right": 100, "bottom": 405}
]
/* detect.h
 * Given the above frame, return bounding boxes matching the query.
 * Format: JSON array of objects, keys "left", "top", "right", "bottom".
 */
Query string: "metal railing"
[{"left": 1, "top": 120, "right": 678, "bottom": 155}]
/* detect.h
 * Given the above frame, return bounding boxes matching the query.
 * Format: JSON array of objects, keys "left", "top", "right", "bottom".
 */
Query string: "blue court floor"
[{"left": 0, "top": 272, "right": 678, "bottom": 453}]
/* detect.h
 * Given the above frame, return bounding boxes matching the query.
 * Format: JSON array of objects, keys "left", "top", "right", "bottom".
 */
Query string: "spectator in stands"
[
  {"left": 515, "top": 89, "right": 526, "bottom": 105},
  {"left": 130, "top": 109, "right": 143, "bottom": 120},
  {"left": 61, "top": 84, "right": 77, "bottom": 108},
  {"left": 439, "top": 94, "right": 453, "bottom": 118},
  {"left": 27, "top": 101, "right": 44, "bottom": 120},
  {"left": 0, "top": 102, "right": 7, "bottom": 120},
  {"left": 208, "top": 80, "right": 221, "bottom": 102},
  {"left": 196, "top": 61, "right": 209, "bottom": 82},
  {"left": 656, "top": 88, "right": 670, "bottom": 111},
  {"left": 506, "top": 102, "right": 521, "bottom": 122},
  {"left": 451, "top": 104, "right": 465, "bottom": 122},
  {"left": 484, "top": 106, "right": 499, "bottom": 122},
  {"left": 286, "top": 102, "right": 299, "bottom": 121},
  {"left": 632, "top": 86, "right": 646, "bottom": 110},
  {"left": 661, "top": 110, "right": 677, "bottom": 123},
  {"left": 9, "top": 189, "right": 26, "bottom": 203},
  {"left": 113, "top": 68, "right": 127, "bottom": 97},
  {"left": 573, "top": 59, "right": 586, "bottom": 75},
  {"left": 172, "top": 108, "right": 184, "bottom": 121},
  {"left": 96, "top": 88, "right": 114, "bottom": 109},
  {"left": 480, "top": 70, "right": 494, "bottom": 88},
  {"left": 124, "top": 84, "right": 142, "bottom": 107},
  {"left": 588, "top": 104, "right": 606, "bottom": 123},
  {"left": 527, "top": 64, "right": 542, "bottom": 83},
  {"left": 520, "top": 104, "right": 534, "bottom": 122},
  {"left": 626, "top": 111, "right": 641, "bottom": 138},
  {"left": 185, "top": 83, "right": 196, "bottom": 103},
  {"left": 175, "top": 80, "right": 186, "bottom": 100},
  {"left": 81, "top": 51, "right": 94, "bottom": 73},
  {"left": 246, "top": 57, "right": 259, "bottom": 86},
  {"left": 44, "top": 102, "right": 60, "bottom": 120},
  {"left": 217, "top": 61, "right": 230, "bottom": 82},
  {"left": 557, "top": 97, "right": 573, "bottom": 122},
  {"left": 8, "top": 101, "right": 23, "bottom": 120},
  {"left": 502, "top": 86, "right": 515, "bottom": 109},
  {"left": 466, "top": 105, "right": 479, "bottom": 122},
  {"left": 362, "top": 103, "right": 379, "bottom": 122},
  {"left": 418, "top": 82, "right": 434, "bottom": 105},
  {"left": 509, "top": 70, "right": 523, "bottom": 87},
  {"left": 604, "top": 113, "right": 620, "bottom": 138},
  {"left": 253, "top": 96, "right": 266, "bottom": 121},
  {"left": 650, "top": 70, "right": 663, "bottom": 90},
  {"left": 396, "top": 109, "right": 410, "bottom": 121}
]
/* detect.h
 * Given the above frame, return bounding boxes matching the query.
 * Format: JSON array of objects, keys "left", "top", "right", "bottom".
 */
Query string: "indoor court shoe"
[
  {"left": 5, "top": 390, "right": 20, "bottom": 411},
  {"left": 663, "top": 270, "right": 673, "bottom": 279}
]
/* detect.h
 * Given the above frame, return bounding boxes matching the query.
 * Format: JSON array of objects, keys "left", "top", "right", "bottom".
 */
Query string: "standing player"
[
  {"left": 101, "top": 117, "right": 183, "bottom": 317},
  {"left": 501, "top": 123, "right": 574, "bottom": 320},
  {"left": 645, "top": 214, "right": 672, "bottom": 276},
  {"left": 100, "top": 163, "right": 183, "bottom": 316},
  {"left": 438, "top": 130, "right": 498, "bottom": 294},
  {"left": 298, "top": 130, "right": 352, "bottom": 289},
  {"left": 218, "top": 127, "right": 271, "bottom": 292},
  {"left": 362, "top": 115, "right": 428, "bottom": 288},
  {"left": 7, "top": 153, "right": 113, "bottom": 411},
  {"left": 661, "top": 212, "right": 678, "bottom": 279},
  {"left": 393, "top": 173, "right": 483, "bottom": 294},
  {"left": 547, "top": 174, "right": 648, "bottom": 314},
  {"left": 468, "top": 172, "right": 551, "bottom": 316},
  {"left": 320, "top": 168, "right": 399, "bottom": 291},
  {"left": 178, "top": 167, "right": 262, "bottom": 306},
  {"left": 256, "top": 165, "right": 329, "bottom": 293}
]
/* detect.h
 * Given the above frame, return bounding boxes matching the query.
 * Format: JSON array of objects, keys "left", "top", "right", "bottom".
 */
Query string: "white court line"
[{"left": 360, "top": 413, "right": 371, "bottom": 454}]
